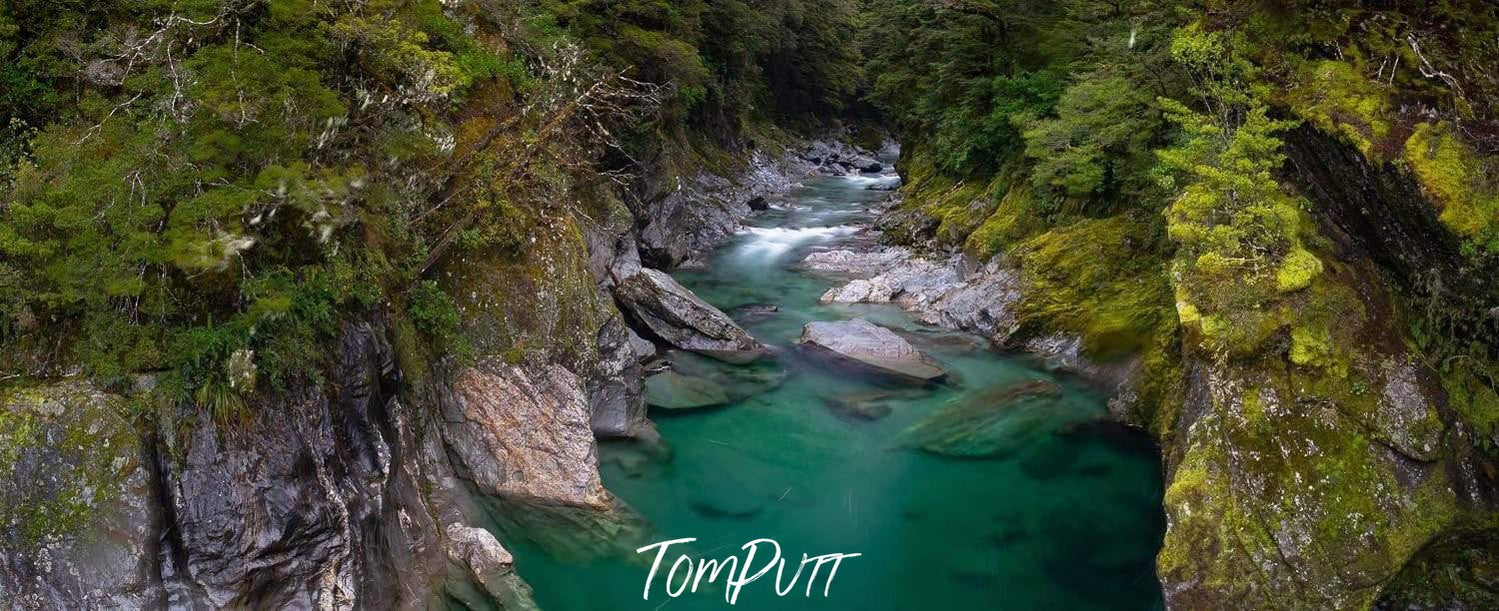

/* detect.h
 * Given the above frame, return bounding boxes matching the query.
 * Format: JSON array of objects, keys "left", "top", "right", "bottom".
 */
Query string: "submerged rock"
[
  {"left": 614, "top": 268, "right": 766, "bottom": 364},
  {"left": 824, "top": 391, "right": 897, "bottom": 421},
  {"left": 444, "top": 525, "right": 539, "bottom": 611},
  {"left": 687, "top": 476, "right": 765, "bottom": 520},
  {"left": 645, "top": 352, "right": 789, "bottom": 410},
  {"left": 726, "top": 302, "right": 781, "bottom": 324},
  {"left": 798, "top": 318, "right": 948, "bottom": 384},
  {"left": 644, "top": 370, "right": 730, "bottom": 409},
  {"left": 899, "top": 379, "right": 1065, "bottom": 457}
]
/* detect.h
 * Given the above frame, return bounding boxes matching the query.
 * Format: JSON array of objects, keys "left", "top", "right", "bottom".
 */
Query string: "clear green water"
[{"left": 505, "top": 170, "right": 1166, "bottom": 610}]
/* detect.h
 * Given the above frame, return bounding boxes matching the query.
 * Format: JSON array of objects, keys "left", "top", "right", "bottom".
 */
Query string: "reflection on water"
[{"left": 503, "top": 165, "right": 1166, "bottom": 610}]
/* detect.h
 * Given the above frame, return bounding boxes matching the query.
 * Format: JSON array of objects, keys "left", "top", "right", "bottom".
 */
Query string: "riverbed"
[{"left": 507, "top": 163, "right": 1166, "bottom": 610}]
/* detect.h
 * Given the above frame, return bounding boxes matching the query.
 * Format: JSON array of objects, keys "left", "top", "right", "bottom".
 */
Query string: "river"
[{"left": 506, "top": 159, "right": 1166, "bottom": 610}]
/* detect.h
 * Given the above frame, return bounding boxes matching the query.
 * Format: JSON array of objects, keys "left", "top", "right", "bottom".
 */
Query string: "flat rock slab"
[
  {"left": 614, "top": 268, "right": 766, "bottom": 364},
  {"left": 644, "top": 370, "right": 730, "bottom": 409},
  {"left": 798, "top": 318, "right": 947, "bottom": 384},
  {"left": 899, "top": 379, "right": 1064, "bottom": 457}
]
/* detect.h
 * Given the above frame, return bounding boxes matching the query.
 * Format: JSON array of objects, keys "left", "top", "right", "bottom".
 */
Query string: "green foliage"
[
  {"left": 1157, "top": 97, "right": 1304, "bottom": 288},
  {"left": 537, "top": 0, "right": 858, "bottom": 129},
  {"left": 0, "top": 0, "right": 537, "bottom": 412},
  {"left": 406, "top": 279, "right": 464, "bottom": 353},
  {"left": 1021, "top": 72, "right": 1160, "bottom": 202}
]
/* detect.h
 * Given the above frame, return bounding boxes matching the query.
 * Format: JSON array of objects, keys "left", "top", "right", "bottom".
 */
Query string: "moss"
[
  {"left": 894, "top": 145, "right": 1010, "bottom": 246},
  {"left": 0, "top": 381, "right": 137, "bottom": 549},
  {"left": 1404, "top": 121, "right": 1499, "bottom": 245},
  {"left": 1275, "top": 247, "right": 1323, "bottom": 292},
  {"left": 1158, "top": 359, "right": 1460, "bottom": 608},
  {"left": 439, "top": 205, "right": 608, "bottom": 370},
  {"left": 1010, "top": 214, "right": 1175, "bottom": 358},
  {"left": 963, "top": 182, "right": 1046, "bottom": 260},
  {"left": 1285, "top": 60, "right": 1395, "bottom": 159},
  {"left": 1289, "top": 323, "right": 1334, "bottom": 367}
]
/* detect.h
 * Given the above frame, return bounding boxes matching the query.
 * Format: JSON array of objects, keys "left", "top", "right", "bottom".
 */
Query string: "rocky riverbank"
[
  {"left": 798, "top": 198, "right": 1142, "bottom": 415},
  {"left": 0, "top": 134, "right": 890, "bottom": 609}
]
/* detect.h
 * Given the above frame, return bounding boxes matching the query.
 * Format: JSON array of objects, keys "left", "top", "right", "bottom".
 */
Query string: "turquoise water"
[{"left": 505, "top": 169, "right": 1165, "bottom": 610}]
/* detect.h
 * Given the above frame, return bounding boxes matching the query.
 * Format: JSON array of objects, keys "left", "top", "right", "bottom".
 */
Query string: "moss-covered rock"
[
  {"left": 1403, "top": 121, "right": 1499, "bottom": 249},
  {"left": 0, "top": 380, "right": 156, "bottom": 608},
  {"left": 1158, "top": 359, "right": 1460, "bottom": 609}
]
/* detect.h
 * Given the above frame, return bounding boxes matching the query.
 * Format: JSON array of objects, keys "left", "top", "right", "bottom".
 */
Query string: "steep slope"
[{"left": 860, "top": 0, "right": 1499, "bottom": 607}]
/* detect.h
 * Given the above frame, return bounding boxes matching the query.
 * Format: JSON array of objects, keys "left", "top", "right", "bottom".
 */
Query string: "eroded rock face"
[
  {"left": 1157, "top": 349, "right": 1472, "bottom": 609},
  {"left": 589, "top": 317, "right": 650, "bottom": 439},
  {"left": 444, "top": 525, "right": 537, "bottom": 611},
  {"left": 614, "top": 268, "right": 766, "bottom": 363},
  {"left": 0, "top": 321, "right": 547, "bottom": 610},
  {"left": 798, "top": 318, "right": 947, "bottom": 383},
  {"left": 636, "top": 149, "right": 809, "bottom": 268},
  {"left": 442, "top": 364, "right": 611, "bottom": 509}
]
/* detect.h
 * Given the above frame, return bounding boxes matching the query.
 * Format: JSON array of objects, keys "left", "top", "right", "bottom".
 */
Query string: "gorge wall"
[{"left": 6, "top": 0, "right": 1499, "bottom": 609}]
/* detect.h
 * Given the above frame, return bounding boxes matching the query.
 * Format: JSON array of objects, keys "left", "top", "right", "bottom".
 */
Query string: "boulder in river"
[
  {"left": 824, "top": 391, "right": 899, "bottom": 421},
  {"left": 644, "top": 370, "right": 730, "bottom": 409},
  {"left": 899, "top": 378, "right": 1065, "bottom": 457},
  {"left": 797, "top": 318, "right": 948, "bottom": 384},
  {"left": 726, "top": 302, "right": 780, "bottom": 324},
  {"left": 614, "top": 268, "right": 766, "bottom": 364}
]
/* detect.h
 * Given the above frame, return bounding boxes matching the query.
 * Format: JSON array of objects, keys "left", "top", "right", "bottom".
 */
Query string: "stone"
[
  {"left": 442, "top": 363, "right": 612, "bottom": 509},
  {"left": 588, "top": 315, "right": 650, "bottom": 439},
  {"left": 824, "top": 391, "right": 898, "bottom": 421},
  {"left": 614, "top": 268, "right": 767, "bottom": 364},
  {"left": 801, "top": 247, "right": 911, "bottom": 277},
  {"left": 798, "top": 318, "right": 947, "bottom": 383},
  {"left": 444, "top": 525, "right": 538, "bottom": 611},
  {"left": 644, "top": 370, "right": 730, "bottom": 409},
  {"left": 0, "top": 381, "right": 156, "bottom": 610},
  {"left": 899, "top": 379, "right": 1064, "bottom": 457},
  {"left": 747, "top": 196, "right": 769, "bottom": 211},
  {"left": 726, "top": 302, "right": 781, "bottom": 324}
]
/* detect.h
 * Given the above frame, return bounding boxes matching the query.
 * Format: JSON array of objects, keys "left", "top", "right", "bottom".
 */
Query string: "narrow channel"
[{"left": 510, "top": 156, "right": 1166, "bottom": 610}]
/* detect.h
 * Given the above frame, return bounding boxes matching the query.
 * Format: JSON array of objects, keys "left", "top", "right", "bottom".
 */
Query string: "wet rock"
[
  {"left": 798, "top": 318, "right": 948, "bottom": 384},
  {"left": 824, "top": 391, "right": 897, "bottom": 421},
  {"left": 726, "top": 302, "right": 780, "bottom": 324},
  {"left": 625, "top": 327, "right": 658, "bottom": 363},
  {"left": 644, "top": 370, "right": 730, "bottom": 409},
  {"left": 0, "top": 381, "right": 156, "bottom": 609},
  {"left": 636, "top": 149, "right": 809, "bottom": 267},
  {"left": 688, "top": 485, "right": 764, "bottom": 520},
  {"left": 444, "top": 525, "right": 538, "bottom": 611},
  {"left": 1023, "top": 333, "right": 1140, "bottom": 393},
  {"left": 614, "top": 268, "right": 766, "bottom": 364},
  {"left": 819, "top": 258, "right": 961, "bottom": 307},
  {"left": 588, "top": 315, "right": 651, "bottom": 439},
  {"left": 899, "top": 379, "right": 1065, "bottom": 457},
  {"left": 441, "top": 363, "right": 653, "bottom": 564},
  {"left": 747, "top": 196, "right": 769, "bottom": 211}
]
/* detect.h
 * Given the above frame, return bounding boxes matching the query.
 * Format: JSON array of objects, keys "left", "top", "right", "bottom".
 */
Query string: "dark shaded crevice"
[
  {"left": 1282, "top": 125, "right": 1499, "bottom": 348},
  {"left": 143, "top": 427, "right": 208, "bottom": 608}
]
